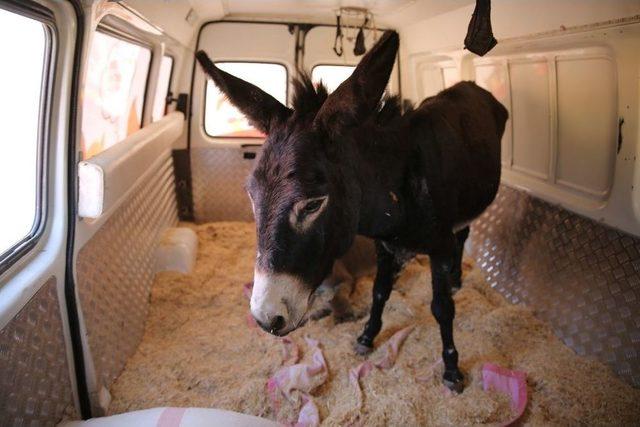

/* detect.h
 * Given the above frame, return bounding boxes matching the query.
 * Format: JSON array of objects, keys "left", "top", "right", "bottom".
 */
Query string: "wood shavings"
[{"left": 109, "top": 222, "right": 640, "bottom": 426}]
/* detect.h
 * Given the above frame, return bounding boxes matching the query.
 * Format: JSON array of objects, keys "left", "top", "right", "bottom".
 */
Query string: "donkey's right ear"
[{"left": 196, "top": 51, "right": 291, "bottom": 134}]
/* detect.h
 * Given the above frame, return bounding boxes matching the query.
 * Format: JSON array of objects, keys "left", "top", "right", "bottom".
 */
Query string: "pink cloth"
[
  {"left": 482, "top": 363, "right": 527, "bottom": 426},
  {"left": 350, "top": 326, "right": 414, "bottom": 381},
  {"left": 268, "top": 338, "right": 327, "bottom": 427},
  {"left": 372, "top": 325, "right": 414, "bottom": 369},
  {"left": 156, "top": 407, "right": 187, "bottom": 427},
  {"left": 295, "top": 394, "right": 320, "bottom": 427},
  {"left": 349, "top": 326, "right": 415, "bottom": 410},
  {"left": 268, "top": 338, "right": 327, "bottom": 398}
]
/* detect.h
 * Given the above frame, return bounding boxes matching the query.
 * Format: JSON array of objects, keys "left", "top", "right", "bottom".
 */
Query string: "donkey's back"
[{"left": 409, "top": 81, "right": 508, "bottom": 229}]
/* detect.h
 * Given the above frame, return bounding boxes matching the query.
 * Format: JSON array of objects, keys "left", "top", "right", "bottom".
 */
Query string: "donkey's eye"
[
  {"left": 290, "top": 196, "right": 329, "bottom": 231},
  {"left": 303, "top": 199, "right": 324, "bottom": 214}
]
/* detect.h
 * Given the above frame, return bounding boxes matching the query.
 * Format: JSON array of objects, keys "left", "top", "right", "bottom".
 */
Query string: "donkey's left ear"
[
  {"left": 314, "top": 31, "right": 399, "bottom": 137},
  {"left": 196, "top": 51, "right": 292, "bottom": 134}
]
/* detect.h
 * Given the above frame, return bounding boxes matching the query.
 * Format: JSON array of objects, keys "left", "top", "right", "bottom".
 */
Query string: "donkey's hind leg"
[
  {"left": 355, "top": 241, "right": 404, "bottom": 355},
  {"left": 451, "top": 226, "right": 470, "bottom": 294},
  {"left": 431, "top": 240, "right": 465, "bottom": 393}
]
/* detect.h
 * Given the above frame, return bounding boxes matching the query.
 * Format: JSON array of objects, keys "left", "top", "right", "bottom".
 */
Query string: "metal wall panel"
[
  {"left": 76, "top": 157, "right": 178, "bottom": 403},
  {"left": 469, "top": 185, "right": 640, "bottom": 387},
  {"left": 0, "top": 278, "right": 77, "bottom": 426},
  {"left": 191, "top": 146, "right": 261, "bottom": 222}
]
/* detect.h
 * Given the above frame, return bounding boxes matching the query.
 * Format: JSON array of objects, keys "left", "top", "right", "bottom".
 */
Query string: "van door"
[
  {"left": 190, "top": 22, "right": 296, "bottom": 222},
  {"left": 0, "top": 0, "right": 82, "bottom": 424}
]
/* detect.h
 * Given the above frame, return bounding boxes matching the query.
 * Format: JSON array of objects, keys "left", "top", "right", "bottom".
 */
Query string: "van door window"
[
  {"left": 204, "top": 61, "right": 287, "bottom": 138},
  {"left": 0, "top": 8, "right": 48, "bottom": 261},
  {"left": 81, "top": 31, "right": 151, "bottom": 159},
  {"left": 311, "top": 64, "right": 355, "bottom": 93}
]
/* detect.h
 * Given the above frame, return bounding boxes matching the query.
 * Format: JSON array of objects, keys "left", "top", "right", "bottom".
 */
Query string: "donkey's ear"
[
  {"left": 314, "top": 31, "right": 399, "bottom": 137},
  {"left": 196, "top": 51, "right": 291, "bottom": 134}
]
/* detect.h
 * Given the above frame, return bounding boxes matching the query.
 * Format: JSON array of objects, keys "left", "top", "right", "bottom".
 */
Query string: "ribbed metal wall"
[
  {"left": 0, "top": 278, "right": 77, "bottom": 426},
  {"left": 469, "top": 185, "right": 640, "bottom": 387},
  {"left": 76, "top": 156, "right": 178, "bottom": 407}
]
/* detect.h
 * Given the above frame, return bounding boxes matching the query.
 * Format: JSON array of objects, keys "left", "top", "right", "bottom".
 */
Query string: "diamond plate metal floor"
[{"left": 469, "top": 185, "right": 640, "bottom": 387}]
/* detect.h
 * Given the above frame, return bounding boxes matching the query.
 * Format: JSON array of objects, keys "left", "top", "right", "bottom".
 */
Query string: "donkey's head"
[{"left": 196, "top": 31, "right": 399, "bottom": 335}]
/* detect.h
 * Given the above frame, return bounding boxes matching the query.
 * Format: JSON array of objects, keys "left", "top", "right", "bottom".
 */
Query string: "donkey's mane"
[
  {"left": 291, "top": 73, "right": 329, "bottom": 116},
  {"left": 376, "top": 95, "right": 405, "bottom": 125},
  {"left": 291, "top": 72, "right": 405, "bottom": 125}
]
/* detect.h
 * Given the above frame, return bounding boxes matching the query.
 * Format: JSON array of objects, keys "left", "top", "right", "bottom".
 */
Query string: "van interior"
[{"left": 1, "top": 0, "right": 640, "bottom": 425}]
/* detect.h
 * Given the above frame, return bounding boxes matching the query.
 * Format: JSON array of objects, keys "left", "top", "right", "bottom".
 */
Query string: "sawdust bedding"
[{"left": 108, "top": 221, "right": 640, "bottom": 426}]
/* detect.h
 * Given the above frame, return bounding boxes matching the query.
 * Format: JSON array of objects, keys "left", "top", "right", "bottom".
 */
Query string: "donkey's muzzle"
[
  {"left": 250, "top": 269, "right": 311, "bottom": 336},
  {"left": 256, "top": 315, "right": 286, "bottom": 336}
]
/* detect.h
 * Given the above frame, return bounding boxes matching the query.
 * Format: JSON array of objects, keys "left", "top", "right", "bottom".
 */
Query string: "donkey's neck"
[{"left": 348, "top": 126, "right": 411, "bottom": 239}]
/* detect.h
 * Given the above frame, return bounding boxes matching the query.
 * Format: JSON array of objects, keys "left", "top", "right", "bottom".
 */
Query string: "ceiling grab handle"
[{"left": 333, "top": 12, "right": 343, "bottom": 57}]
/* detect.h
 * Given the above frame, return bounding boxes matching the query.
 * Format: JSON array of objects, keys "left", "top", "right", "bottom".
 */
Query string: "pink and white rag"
[
  {"left": 349, "top": 326, "right": 415, "bottom": 410},
  {"left": 482, "top": 363, "right": 527, "bottom": 426},
  {"left": 267, "top": 338, "right": 327, "bottom": 427}
]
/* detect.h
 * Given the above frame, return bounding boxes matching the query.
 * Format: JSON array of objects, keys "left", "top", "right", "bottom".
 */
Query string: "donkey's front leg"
[
  {"left": 451, "top": 226, "right": 470, "bottom": 294},
  {"left": 431, "top": 243, "right": 465, "bottom": 393},
  {"left": 355, "top": 241, "right": 403, "bottom": 355}
]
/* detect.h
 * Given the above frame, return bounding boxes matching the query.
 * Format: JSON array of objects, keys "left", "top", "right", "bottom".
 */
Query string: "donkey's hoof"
[
  {"left": 354, "top": 342, "right": 373, "bottom": 355},
  {"left": 443, "top": 370, "right": 464, "bottom": 394}
]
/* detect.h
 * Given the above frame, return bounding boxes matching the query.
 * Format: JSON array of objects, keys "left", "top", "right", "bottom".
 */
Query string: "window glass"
[
  {"left": 204, "top": 62, "right": 287, "bottom": 138},
  {"left": 0, "top": 9, "right": 46, "bottom": 256},
  {"left": 311, "top": 65, "right": 356, "bottom": 93},
  {"left": 81, "top": 31, "right": 151, "bottom": 159},
  {"left": 152, "top": 55, "right": 173, "bottom": 122}
]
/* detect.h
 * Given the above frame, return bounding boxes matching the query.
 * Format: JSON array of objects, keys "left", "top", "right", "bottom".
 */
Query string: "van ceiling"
[{"left": 125, "top": 0, "right": 474, "bottom": 46}]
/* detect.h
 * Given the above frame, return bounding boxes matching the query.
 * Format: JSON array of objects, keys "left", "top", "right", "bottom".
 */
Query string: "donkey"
[{"left": 196, "top": 31, "right": 508, "bottom": 392}]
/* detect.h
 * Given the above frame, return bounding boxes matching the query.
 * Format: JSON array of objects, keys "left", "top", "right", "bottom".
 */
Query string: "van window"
[
  {"left": 204, "top": 62, "right": 287, "bottom": 138},
  {"left": 311, "top": 65, "right": 355, "bottom": 93},
  {"left": 152, "top": 55, "right": 173, "bottom": 122},
  {"left": 0, "top": 9, "right": 48, "bottom": 259},
  {"left": 81, "top": 31, "right": 151, "bottom": 159}
]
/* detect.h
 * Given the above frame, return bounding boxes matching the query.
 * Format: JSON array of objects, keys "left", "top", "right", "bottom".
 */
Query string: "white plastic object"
[
  {"left": 58, "top": 407, "right": 278, "bottom": 427},
  {"left": 155, "top": 227, "right": 198, "bottom": 274}
]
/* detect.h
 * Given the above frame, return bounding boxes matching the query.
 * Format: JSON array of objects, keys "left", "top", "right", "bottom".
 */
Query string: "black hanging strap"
[
  {"left": 464, "top": 0, "right": 498, "bottom": 56},
  {"left": 353, "top": 16, "right": 368, "bottom": 56},
  {"left": 333, "top": 14, "right": 343, "bottom": 57}
]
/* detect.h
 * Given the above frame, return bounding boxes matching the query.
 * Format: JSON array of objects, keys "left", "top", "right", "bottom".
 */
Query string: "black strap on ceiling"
[
  {"left": 464, "top": 0, "right": 498, "bottom": 56},
  {"left": 353, "top": 16, "right": 368, "bottom": 56},
  {"left": 333, "top": 14, "right": 343, "bottom": 57}
]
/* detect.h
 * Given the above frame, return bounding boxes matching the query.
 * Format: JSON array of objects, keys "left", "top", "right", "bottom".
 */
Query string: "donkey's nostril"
[{"left": 270, "top": 315, "right": 285, "bottom": 333}]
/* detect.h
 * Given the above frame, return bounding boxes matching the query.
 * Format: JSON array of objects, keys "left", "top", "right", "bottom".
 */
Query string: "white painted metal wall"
[{"left": 399, "top": 1, "right": 640, "bottom": 237}]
